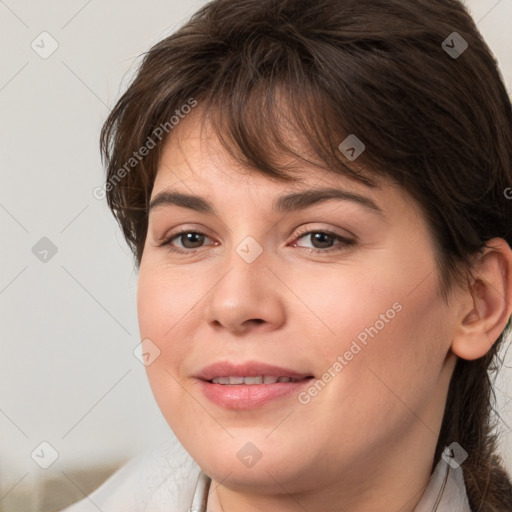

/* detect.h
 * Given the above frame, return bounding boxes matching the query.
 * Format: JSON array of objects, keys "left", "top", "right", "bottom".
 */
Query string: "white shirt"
[{"left": 59, "top": 438, "right": 471, "bottom": 512}]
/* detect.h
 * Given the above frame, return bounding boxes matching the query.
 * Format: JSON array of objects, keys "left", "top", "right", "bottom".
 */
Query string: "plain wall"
[{"left": 1, "top": 0, "right": 511, "bottom": 503}]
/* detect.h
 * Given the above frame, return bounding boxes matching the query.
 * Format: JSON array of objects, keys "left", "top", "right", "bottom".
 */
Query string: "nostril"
[{"left": 251, "top": 319, "right": 264, "bottom": 325}]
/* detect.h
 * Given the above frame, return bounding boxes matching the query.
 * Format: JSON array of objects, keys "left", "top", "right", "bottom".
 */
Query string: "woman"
[{"left": 62, "top": 0, "right": 512, "bottom": 510}]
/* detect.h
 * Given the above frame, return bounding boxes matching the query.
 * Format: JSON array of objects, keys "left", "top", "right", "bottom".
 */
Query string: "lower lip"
[{"left": 198, "top": 379, "right": 313, "bottom": 409}]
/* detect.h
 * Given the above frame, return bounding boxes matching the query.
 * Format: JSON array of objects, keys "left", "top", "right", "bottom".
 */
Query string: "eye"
[
  {"left": 292, "top": 228, "right": 355, "bottom": 254},
  {"left": 158, "top": 227, "right": 355, "bottom": 255},
  {"left": 158, "top": 229, "right": 215, "bottom": 254}
]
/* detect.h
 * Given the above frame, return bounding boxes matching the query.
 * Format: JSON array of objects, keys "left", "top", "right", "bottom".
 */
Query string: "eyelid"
[
  {"left": 157, "top": 226, "right": 215, "bottom": 248},
  {"left": 159, "top": 222, "right": 354, "bottom": 242},
  {"left": 289, "top": 226, "right": 356, "bottom": 254},
  {"left": 291, "top": 224, "right": 356, "bottom": 242},
  {"left": 158, "top": 224, "right": 356, "bottom": 255}
]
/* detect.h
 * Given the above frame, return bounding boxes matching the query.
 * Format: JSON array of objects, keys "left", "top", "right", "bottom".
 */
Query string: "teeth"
[
  {"left": 210, "top": 376, "right": 300, "bottom": 385},
  {"left": 244, "top": 376, "right": 263, "bottom": 384},
  {"left": 213, "top": 377, "right": 230, "bottom": 385}
]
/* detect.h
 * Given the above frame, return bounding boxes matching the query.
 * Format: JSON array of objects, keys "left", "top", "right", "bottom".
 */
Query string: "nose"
[{"left": 205, "top": 247, "right": 286, "bottom": 336}]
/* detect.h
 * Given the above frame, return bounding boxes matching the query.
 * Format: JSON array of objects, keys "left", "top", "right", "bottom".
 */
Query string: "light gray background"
[{"left": 1, "top": 0, "right": 511, "bottom": 507}]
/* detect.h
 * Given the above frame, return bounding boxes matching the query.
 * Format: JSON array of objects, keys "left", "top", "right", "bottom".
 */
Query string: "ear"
[{"left": 451, "top": 238, "right": 512, "bottom": 361}]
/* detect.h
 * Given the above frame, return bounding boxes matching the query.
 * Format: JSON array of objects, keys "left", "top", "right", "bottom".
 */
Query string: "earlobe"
[{"left": 451, "top": 238, "right": 512, "bottom": 361}]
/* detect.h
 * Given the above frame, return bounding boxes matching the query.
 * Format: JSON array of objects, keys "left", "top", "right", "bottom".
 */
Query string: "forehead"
[
  {"left": 153, "top": 109, "right": 384, "bottom": 197},
  {"left": 148, "top": 111, "right": 433, "bottom": 247},
  {"left": 149, "top": 119, "right": 414, "bottom": 230}
]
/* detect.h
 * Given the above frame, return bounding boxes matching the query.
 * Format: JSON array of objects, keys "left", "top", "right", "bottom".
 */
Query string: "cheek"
[
  {"left": 136, "top": 262, "right": 221, "bottom": 415},
  {"left": 137, "top": 262, "right": 205, "bottom": 345},
  {"left": 286, "top": 259, "right": 404, "bottom": 364},
  {"left": 318, "top": 273, "right": 450, "bottom": 437},
  {"left": 298, "top": 248, "right": 449, "bottom": 433},
  {"left": 136, "top": 266, "right": 192, "bottom": 397}
]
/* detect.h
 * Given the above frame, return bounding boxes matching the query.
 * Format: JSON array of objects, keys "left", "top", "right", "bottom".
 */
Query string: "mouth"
[
  {"left": 195, "top": 361, "right": 315, "bottom": 409},
  {"left": 208, "top": 375, "right": 312, "bottom": 385},
  {"left": 195, "top": 360, "right": 314, "bottom": 381}
]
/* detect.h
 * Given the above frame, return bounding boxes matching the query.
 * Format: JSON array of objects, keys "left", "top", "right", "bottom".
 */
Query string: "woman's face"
[{"left": 137, "top": 113, "right": 459, "bottom": 496}]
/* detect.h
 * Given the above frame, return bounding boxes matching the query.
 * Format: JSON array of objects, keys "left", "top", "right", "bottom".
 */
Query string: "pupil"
[
  {"left": 183, "top": 233, "right": 203, "bottom": 248},
  {"left": 179, "top": 232, "right": 334, "bottom": 250},
  {"left": 312, "top": 233, "right": 333, "bottom": 248}
]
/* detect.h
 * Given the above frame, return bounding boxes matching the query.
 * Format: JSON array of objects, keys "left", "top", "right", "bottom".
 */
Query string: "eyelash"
[{"left": 157, "top": 227, "right": 355, "bottom": 255}]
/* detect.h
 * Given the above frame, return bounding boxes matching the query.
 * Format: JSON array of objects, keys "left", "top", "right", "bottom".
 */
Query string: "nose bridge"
[{"left": 204, "top": 233, "right": 286, "bottom": 332}]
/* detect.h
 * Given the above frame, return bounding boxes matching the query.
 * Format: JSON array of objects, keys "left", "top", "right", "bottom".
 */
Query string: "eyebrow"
[{"left": 148, "top": 187, "right": 384, "bottom": 216}]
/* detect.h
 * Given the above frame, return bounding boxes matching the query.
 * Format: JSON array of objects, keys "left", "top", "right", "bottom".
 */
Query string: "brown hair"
[{"left": 99, "top": 0, "right": 512, "bottom": 509}]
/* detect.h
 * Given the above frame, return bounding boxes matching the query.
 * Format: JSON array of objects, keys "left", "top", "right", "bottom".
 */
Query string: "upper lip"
[{"left": 195, "top": 361, "right": 314, "bottom": 381}]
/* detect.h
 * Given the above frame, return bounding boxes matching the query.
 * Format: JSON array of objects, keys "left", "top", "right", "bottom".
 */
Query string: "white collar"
[{"left": 190, "top": 447, "right": 471, "bottom": 512}]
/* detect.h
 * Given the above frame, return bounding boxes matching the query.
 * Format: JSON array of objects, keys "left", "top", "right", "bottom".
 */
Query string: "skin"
[{"left": 137, "top": 111, "right": 512, "bottom": 512}]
